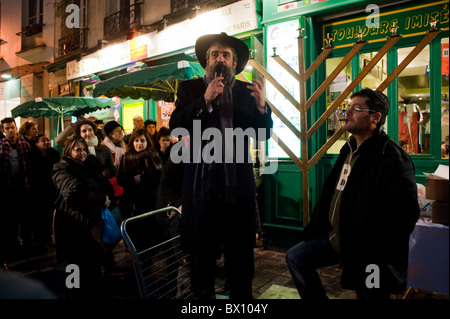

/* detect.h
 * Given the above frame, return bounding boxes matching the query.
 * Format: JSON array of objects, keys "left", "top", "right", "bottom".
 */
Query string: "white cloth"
[
  {"left": 103, "top": 137, "right": 125, "bottom": 168},
  {"left": 86, "top": 135, "right": 99, "bottom": 156}
]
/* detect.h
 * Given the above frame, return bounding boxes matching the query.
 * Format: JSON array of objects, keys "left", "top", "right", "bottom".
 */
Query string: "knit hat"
[
  {"left": 144, "top": 119, "right": 157, "bottom": 128},
  {"left": 104, "top": 121, "right": 123, "bottom": 137}
]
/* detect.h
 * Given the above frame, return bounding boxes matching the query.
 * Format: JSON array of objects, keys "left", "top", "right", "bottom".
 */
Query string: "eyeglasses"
[
  {"left": 73, "top": 148, "right": 87, "bottom": 153},
  {"left": 345, "top": 106, "right": 377, "bottom": 114}
]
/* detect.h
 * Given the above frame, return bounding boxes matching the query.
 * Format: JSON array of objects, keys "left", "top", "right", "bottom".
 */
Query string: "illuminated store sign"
[
  {"left": 323, "top": 0, "right": 449, "bottom": 49},
  {"left": 67, "top": 0, "right": 258, "bottom": 80}
]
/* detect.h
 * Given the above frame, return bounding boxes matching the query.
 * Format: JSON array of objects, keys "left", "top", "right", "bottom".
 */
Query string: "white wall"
[
  {"left": 0, "top": 79, "right": 21, "bottom": 119},
  {"left": 142, "top": 0, "right": 171, "bottom": 26},
  {"left": 0, "top": 0, "right": 55, "bottom": 72},
  {"left": 87, "top": 0, "right": 107, "bottom": 48}
]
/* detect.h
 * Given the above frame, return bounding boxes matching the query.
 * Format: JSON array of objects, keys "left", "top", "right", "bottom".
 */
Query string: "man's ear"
[
  {"left": 233, "top": 61, "right": 237, "bottom": 70},
  {"left": 372, "top": 112, "right": 382, "bottom": 124}
]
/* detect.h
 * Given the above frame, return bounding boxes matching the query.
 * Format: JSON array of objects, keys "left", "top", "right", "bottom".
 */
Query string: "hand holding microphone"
[
  {"left": 214, "top": 63, "right": 227, "bottom": 83},
  {"left": 205, "top": 64, "right": 227, "bottom": 108}
]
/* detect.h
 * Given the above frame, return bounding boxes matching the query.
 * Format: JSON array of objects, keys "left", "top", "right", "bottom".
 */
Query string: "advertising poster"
[
  {"left": 442, "top": 43, "right": 449, "bottom": 76},
  {"left": 158, "top": 101, "right": 174, "bottom": 128},
  {"left": 122, "top": 101, "right": 144, "bottom": 134}
]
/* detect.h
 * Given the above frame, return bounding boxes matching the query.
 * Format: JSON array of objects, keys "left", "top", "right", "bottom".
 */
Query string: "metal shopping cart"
[{"left": 120, "top": 206, "right": 192, "bottom": 299}]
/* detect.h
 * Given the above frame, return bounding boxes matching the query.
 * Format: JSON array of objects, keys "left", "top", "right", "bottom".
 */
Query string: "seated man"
[{"left": 286, "top": 89, "right": 420, "bottom": 299}]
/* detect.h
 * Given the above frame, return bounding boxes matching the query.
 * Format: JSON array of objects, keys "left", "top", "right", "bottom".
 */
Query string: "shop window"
[
  {"left": 398, "top": 45, "right": 430, "bottom": 155},
  {"left": 19, "top": 0, "right": 44, "bottom": 51},
  {"left": 0, "top": 79, "right": 21, "bottom": 119},
  {"left": 325, "top": 57, "right": 351, "bottom": 154},
  {"left": 266, "top": 20, "right": 301, "bottom": 159},
  {"left": 172, "top": 0, "right": 189, "bottom": 12},
  {"left": 27, "top": 0, "right": 43, "bottom": 26},
  {"left": 359, "top": 51, "right": 389, "bottom": 133},
  {"left": 57, "top": 0, "right": 87, "bottom": 59},
  {"left": 441, "top": 37, "right": 449, "bottom": 159},
  {"left": 104, "top": 0, "right": 142, "bottom": 41},
  {"left": 360, "top": 52, "right": 387, "bottom": 88}
]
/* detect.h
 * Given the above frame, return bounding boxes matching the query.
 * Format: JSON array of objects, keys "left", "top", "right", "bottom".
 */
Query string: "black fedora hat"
[{"left": 195, "top": 32, "right": 249, "bottom": 75}]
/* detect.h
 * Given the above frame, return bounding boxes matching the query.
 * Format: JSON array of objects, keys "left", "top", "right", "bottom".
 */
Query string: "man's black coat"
[
  {"left": 304, "top": 131, "right": 420, "bottom": 294},
  {"left": 169, "top": 78, "right": 273, "bottom": 254}
]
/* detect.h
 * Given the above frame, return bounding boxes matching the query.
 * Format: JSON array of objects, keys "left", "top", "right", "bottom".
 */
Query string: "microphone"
[
  {"left": 212, "top": 64, "right": 226, "bottom": 108},
  {"left": 214, "top": 63, "right": 227, "bottom": 81}
]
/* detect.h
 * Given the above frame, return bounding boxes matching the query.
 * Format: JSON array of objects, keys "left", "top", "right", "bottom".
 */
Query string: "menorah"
[{"left": 238, "top": 20, "right": 442, "bottom": 227}]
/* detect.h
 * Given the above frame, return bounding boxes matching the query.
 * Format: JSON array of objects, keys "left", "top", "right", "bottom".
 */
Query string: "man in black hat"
[
  {"left": 169, "top": 33, "right": 273, "bottom": 299},
  {"left": 286, "top": 88, "right": 420, "bottom": 299}
]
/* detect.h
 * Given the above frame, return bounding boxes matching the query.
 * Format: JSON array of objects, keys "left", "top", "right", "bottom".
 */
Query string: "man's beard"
[{"left": 205, "top": 63, "right": 236, "bottom": 85}]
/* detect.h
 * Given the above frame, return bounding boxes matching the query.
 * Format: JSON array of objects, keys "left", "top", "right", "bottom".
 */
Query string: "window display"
[
  {"left": 266, "top": 20, "right": 301, "bottom": 158},
  {"left": 398, "top": 45, "right": 430, "bottom": 155}
]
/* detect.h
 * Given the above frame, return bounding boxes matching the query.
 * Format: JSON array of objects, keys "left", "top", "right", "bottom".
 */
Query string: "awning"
[
  {"left": 93, "top": 60, "right": 205, "bottom": 101},
  {"left": 11, "top": 96, "right": 114, "bottom": 134}
]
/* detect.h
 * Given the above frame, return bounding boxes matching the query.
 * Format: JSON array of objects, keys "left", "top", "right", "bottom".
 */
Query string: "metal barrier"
[{"left": 120, "top": 206, "right": 192, "bottom": 299}]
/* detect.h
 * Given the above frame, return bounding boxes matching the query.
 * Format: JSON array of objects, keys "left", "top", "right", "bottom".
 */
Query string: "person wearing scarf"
[
  {"left": 52, "top": 136, "right": 116, "bottom": 296},
  {"left": 169, "top": 33, "right": 273, "bottom": 299},
  {"left": 103, "top": 121, "right": 126, "bottom": 201},
  {"left": 72, "top": 118, "right": 116, "bottom": 180},
  {"left": 117, "top": 129, "right": 162, "bottom": 219}
]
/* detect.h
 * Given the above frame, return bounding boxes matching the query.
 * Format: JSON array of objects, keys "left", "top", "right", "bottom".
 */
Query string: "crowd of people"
[{"left": 0, "top": 114, "right": 176, "bottom": 297}]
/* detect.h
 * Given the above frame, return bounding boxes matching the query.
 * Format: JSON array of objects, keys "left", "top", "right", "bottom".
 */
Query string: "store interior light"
[{"left": 1, "top": 73, "right": 12, "bottom": 79}]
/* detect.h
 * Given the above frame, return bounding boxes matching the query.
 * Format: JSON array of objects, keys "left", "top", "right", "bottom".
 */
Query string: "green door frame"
[{"left": 261, "top": 0, "right": 449, "bottom": 248}]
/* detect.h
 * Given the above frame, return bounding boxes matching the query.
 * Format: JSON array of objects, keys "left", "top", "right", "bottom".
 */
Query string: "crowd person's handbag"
[{"left": 102, "top": 207, "right": 122, "bottom": 244}]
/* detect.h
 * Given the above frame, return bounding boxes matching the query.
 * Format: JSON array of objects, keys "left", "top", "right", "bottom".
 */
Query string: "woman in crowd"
[
  {"left": 156, "top": 126, "right": 173, "bottom": 165},
  {"left": 144, "top": 119, "right": 158, "bottom": 151},
  {"left": 72, "top": 118, "right": 116, "bottom": 179},
  {"left": 117, "top": 129, "right": 163, "bottom": 219},
  {"left": 14, "top": 120, "right": 39, "bottom": 246},
  {"left": 52, "top": 136, "right": 115, "bottom": 296},
  {"left": 18, "top": 120, "right": 39, "bottom": 147},
  {"left": 102, "top": 120, "right": 126, "bottom": 203},
  {"left": 102, "top": 121, "right": 126, "bottom": 169},
  {"left": 26, "top": 134, "right": 60, "bottom": 249}
]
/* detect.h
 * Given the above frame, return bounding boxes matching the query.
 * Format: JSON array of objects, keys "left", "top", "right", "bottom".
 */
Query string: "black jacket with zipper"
[{"left": 304, "top": 130, "right": 420, "bottom": 293}]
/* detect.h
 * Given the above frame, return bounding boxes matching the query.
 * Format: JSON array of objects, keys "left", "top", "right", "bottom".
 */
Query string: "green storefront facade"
[{"left": 259, "top": 0, "right": 449, "bottom": 247}]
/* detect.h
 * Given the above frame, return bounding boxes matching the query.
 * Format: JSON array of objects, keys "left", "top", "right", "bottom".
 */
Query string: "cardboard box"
[
  {"left": 432, "top": 201, "right": 449, "bottom": 226},
  {"left": 426, "top": 177, "right": 449, "bottom": 202}
]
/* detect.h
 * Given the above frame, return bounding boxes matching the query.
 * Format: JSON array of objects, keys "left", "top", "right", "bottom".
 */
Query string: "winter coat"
[
  {"left": 0, "top": 138, "right": 30, "bottom": 189},
  {"left": 155, "top": 151, "right": 185, "bottom": 239},
  {"left": 92, "top": 144, "right": 116, "bottom": 179},
  {"left": 169, "top": 77, "right": 273, "bottom": 254},
  {"left": 117, "top": 149, "right": 162, "bottom": 218},
  {"left": 52, "top": 155, "right": 116, "bottom": 270},
  {"left": 52, "top": 156, "right": 115, "bottom": 231},
  {"left": 304, "top": 130, "right": 420, "bottom": 294},
  {"left": 26, "top": 145, "right": 60, "bottom": 200},
  {"left": 156, "top": 150, "right": 185, "bottom": 211},
  {"left": 54, "top": 124, "right": 116, "bottom": 179}
]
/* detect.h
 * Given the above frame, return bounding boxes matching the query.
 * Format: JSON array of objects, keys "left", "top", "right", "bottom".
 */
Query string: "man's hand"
[
  {"left": 248, "top": 75, "right": 267, "bottom": 114},
  {"left": 204, "top": 76, "right": 225, "bottom": 106}
]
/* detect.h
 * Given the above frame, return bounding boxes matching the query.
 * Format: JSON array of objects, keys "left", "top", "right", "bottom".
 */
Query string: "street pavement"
[{"left": 2, "top": 239, "right": 448, "bottom": 300}]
